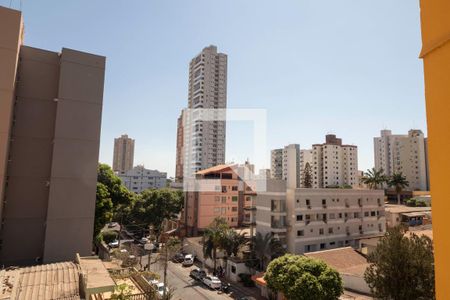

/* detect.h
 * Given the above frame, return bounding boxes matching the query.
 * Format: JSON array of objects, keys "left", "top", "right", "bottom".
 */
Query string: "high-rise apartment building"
[
  {"left": 271, "top": 144, "right": 301, "bottom": 188},
  {"left": 113, "top": 134, "right": 134, "bottom": 172},
  {"left": 175, "top": 110, "right": 184, "bottom": 182},
  {"left": 0, "top": 6, "right": 105, "bottom": 265},
  {"left": 255, "top": 180, "right": 385, "bottom": 254},
  {"left": 374, "top": 129, "right": 429, "bottom": 191},
  {"left": 310, "top": 135, "right": 358, "bottom": 188},
  {"left": 178, "top": 45, "right": 227, "bottom": 180}
]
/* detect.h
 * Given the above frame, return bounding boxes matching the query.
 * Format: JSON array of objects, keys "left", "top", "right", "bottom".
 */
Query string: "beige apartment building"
[
  {"left": 271, "top": 144, "right": 301, "bottom": 188},
  {"left": 374, "top": 129, "right": 429, "bottom": 191},
  {"left": 176, "top": 46, "right": 228, "bottom": 181},
  {"left": 183, "top": 164, "right": 255, "bottom": 236},
  {"left": 0, "top": 6, "right": 105, "bottom": 265},
  {"left": 310, "top": 135, "right": 358, "bottom": 188},
  {"left": 113, "top": 134, "right": 134, "bottom": 172},
  {"left": 255, "top": 180, "right": 385, "bottom": 254}
]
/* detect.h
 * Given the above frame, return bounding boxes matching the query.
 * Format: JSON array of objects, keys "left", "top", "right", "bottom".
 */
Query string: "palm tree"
[
  {"left": 220, "top": 229, "right": 247, "bottom": 275},
  {"left": 388, "top": 172, "right": 409, "bottom": 205},
  {"left": 203, "top": 217, "right": 228, "bottom": 272},
  {"left": 361, "top": 168, "right": 388, "bottom": 189},
  {"left": 252, "top": 232, "right": 272, "bottom": 270}
]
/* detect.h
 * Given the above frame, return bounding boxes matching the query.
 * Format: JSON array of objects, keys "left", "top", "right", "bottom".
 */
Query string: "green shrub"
[
  {"left": 102, "top": 230, "right": 119, "bottom": 243},
  {"left": 238, "top": 273, "right": 255, "bottom": 287},
  {"left": 416, "top": 200, "right": 427, "bottom": 207}
]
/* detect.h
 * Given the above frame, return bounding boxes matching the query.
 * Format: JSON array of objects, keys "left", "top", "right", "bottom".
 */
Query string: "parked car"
[
  {"left": 149, "top": 280, "right": 168, "bottom": 297},
  {"left": 203, "top": 275, "right": 222, "bottom": 289},
  {"left": 182, "top": 254, "right": 194, "bottom": 267},
  {"left": 190, "top": 268, "right": 206, "bottom": 281},
  {"left": 220, "top": 282, "right": 231, "bottom": 294},
  {"left": 155, "top": 282, "right": 169, "bottom": 297},
  {"left": 172, "top": 253, "right": 184, "bottom": 263},
  {"left": 108, "top": 240, "right": 119, "bottom": 248}
]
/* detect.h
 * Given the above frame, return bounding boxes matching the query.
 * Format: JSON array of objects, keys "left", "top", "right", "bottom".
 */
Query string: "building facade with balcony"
[
  {"left": 255, "top": 180, "right": 386, "bottom": 254},
  {"left": 183, "top": 164, "right": 254, "bottom": 236}
]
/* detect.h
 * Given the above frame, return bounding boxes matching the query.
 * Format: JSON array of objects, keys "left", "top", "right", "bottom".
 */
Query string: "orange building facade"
[
  {"left": 419, "top": 0, "right": 450, "bottom": 298},
  {"left": 183, "top": 165, "right": 254, "bottom": 236}
]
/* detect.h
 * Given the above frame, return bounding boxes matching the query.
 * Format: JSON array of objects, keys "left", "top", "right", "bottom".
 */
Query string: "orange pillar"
[{"left": 419, "top": 1, "right": 450, "bottom": 298}]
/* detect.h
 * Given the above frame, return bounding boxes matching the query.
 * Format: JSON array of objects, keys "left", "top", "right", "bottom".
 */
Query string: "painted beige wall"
[
  {"left": 0, "top": 7, "right": 105, "bottom": 265},
  {"left": 0, "top": 6, "right": 23, "bottom": 231}
]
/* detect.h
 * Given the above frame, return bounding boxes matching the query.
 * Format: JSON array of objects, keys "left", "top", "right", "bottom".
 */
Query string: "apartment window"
[
  {"left": 232, "top": 186, "right": 238, "bottom": 191},
  {"left": 232, "top": 207, "right": 238, "bottom": 212},
  {"left": 215, "top": 196, "right": 220, "bottom": 202},
  {"left": 306, "top": 199, "right": 311, "bottom": 206},
  {"left": 354, "top": 212, "right": 359, "bottom": 218},
  {"left": 328, "top": 227, "right": 334, "bottom": 234},
  {"left": 214, "top": 207, "right": 221, "bottom": 214},
  {"left": 371, "top": 211, "right": 376, "bottom": 217},
  {"left": 297, "top": 230, "right": 304, "bottom": 237},
  {"left": 297, "top": 215, "right": 303, "bottom": 221},
  {"left": 320, "top": 243, "right": 326, "bottom": 249},
  {"left": 221, "top": 197, "right": 227, "bottom": 203},
  {"left": 232, "top": 196, "right": 238, "bottom": 202},
  {"left": 364, "top": 211, "right": 370, "bottom": 217},
  {"left": 319, "top": 228, "right": 324, "bottom": 235}
]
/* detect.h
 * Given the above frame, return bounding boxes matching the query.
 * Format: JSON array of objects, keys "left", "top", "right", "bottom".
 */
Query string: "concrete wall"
[
  {"left": 43, "top": 48, "right": 105, "bottom": 263},
  {"left": 0, "top": 46, "right": 59, "bottom": 265},
  {"left": 341, "top": 274, "right": 371, "bottom": 295},
  {"left": 0, "top": 6, "right": 23, "bottom": 232},
  {"left": 0, "top": 9, "right": 105, "bottom": 265}
]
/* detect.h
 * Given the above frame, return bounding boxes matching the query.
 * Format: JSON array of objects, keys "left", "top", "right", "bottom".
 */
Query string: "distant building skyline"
[{"left": 12, "top": 0, "right": 427, "bottom": 177}]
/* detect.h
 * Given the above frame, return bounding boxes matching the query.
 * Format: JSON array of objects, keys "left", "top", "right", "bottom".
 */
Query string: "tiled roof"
[
  {"left": 1, "top": 262, "right": 81, "bottom": 300},
  {"left": 305, "top": 247, "right": 369, "bottom": 277},
  {"left": 195, "top": 164, "right": 234, "bottom": 175}
]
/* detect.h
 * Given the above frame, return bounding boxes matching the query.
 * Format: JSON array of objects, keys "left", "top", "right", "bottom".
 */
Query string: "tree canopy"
[
  {"left": 361, "top": 168, "right": 388, "bottom": 189},
  {"left": 364, "top": 226, "right": 435, "bottom": 300},
  {"left": 302, "top": 162, "right": 313, "bottom": 188},
  {"left": 95, "top": 163, "right": 183, "bottom": 240},
  {"left": 265, "top": 254, "right": 343, "bottom": 300}
]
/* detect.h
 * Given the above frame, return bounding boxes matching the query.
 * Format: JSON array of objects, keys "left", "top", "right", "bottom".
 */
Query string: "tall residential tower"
[
  {"left": 0, "top": 6, "right": 105, "bottom": 265},
  {"left": 113, "top": 134, "right": 134, "bottom": 172},
  {"left": 176, "top": 45, "right": 227, "bottom": 180}
]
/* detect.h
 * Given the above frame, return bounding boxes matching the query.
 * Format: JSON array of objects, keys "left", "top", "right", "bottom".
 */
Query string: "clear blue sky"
[{"left": 4, "top": 0, "right": 427, "bottom": 177}]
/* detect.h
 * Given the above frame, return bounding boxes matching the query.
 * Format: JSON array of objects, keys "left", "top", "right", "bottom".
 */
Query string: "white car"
[
  {"left": 108, "top": 240, "right": 119, "bottom": 248},
  {"left": 203, "top": 275, "right": 221, "bottom": 289},
  {"left": 182, "top": 254, "right": 194, "bottom": 267},
  {"left": 150, "top": 281, "right": 168, "bottom": 297}
]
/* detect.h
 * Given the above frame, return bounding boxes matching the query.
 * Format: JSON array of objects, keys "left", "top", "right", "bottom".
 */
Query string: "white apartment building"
[
  {"left": 182, "top": 45, "right": 227, "bottom": 177},
  {"left": 255, "top": 180, "right": 386, "bottom": 254},
  {"left": 374, "top": 129, "right": 429, "bottom": 191},
  {"left": 271, "top": 144, "right": 301, "bottom": 188},
  {"left": 118, "top": 165, "right": 167, "bottom": 193},
  {"left": 310, "top": 135, "right": 358, "bottom": 188}
]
